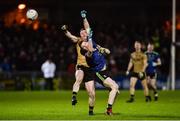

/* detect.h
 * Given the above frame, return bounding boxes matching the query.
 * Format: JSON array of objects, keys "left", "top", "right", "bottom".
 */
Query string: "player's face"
[
  {"left": 147, "top": 44, "right": 154, "bottom": 51},
  {"left": 134, "top": 42, "right": 141, "bottom": 50},
  {"left": 80, "top": 30, "right": 88, "bottom": 41},
  {"left": 81, "top": 41, "right": 90, "bottom": 51}
]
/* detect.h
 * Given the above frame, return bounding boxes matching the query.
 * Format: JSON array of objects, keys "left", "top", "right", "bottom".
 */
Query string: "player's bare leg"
[
  {"left": 147, "top": 76, "right": 152, "bottom": 89},
  {"left": 150, "top": 78, "right": 158, "bottom": 101},
  {"left": 72, "top": 70, "right": 84, "bottom": 105},
  {"left": 85, "top": 80, "right": 95, "bottom": 115},
  {"left": 141, "top": 79, "right": 151, "bottom": 102},
  {"left": 103, "top": 77, "right": 119, "bottom": 115},
  {"left": 127, "top": 77, "right": 137, "bottom": 103},
  {"left": 147, "top": 76, "right": 158, "bottom": 101}
]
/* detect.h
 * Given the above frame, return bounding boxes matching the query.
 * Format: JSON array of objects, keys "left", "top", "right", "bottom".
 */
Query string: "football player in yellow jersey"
[
  {"left": 126, "top": 41, "right": 151, "bottom": 102},
  {"left": 61, "top": 25, "right": 95, "bottom": 115}
]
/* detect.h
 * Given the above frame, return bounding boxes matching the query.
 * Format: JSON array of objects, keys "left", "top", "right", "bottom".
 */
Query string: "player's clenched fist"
[
  {"left": 138, "top": 72, "right": 144, "bottom": 79},
  {"left": 61, "top": 25, "right": 68, "bottom": 31},
  {"left": 126, "top": 71, "right": 129, "bottom": 76},
  {"left": 80, "top": 10, "right": 87, "bottom": 18}
]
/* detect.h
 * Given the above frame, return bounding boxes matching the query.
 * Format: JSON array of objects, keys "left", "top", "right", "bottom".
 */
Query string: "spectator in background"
[
  {"left": 41, "top": 57, "right": 56, "bottom": 90},
  {"left": 0, "top": 57, "right": 13, "bottom": 79},
  {"left": 0, "top": 57, "right": 12, "bottom": 73},
  {"left": 0, "top": 19, "right": 172, "bottom": 86}
]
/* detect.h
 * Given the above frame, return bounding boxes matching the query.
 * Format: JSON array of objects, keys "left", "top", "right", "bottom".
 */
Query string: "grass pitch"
[{"left": 0, "top": 90, "right": 180, "bottom": 120}]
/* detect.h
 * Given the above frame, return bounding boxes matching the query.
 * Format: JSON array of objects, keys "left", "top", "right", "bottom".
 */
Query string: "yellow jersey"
[
  {"left": 131, "top": 51, "right": 147, "bottom": 73},
  {"left": 76, "top": 38, "right": 89, "bottom": 67}
]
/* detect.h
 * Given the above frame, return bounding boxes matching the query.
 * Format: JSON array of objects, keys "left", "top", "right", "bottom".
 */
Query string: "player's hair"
[
  {"left": 135, "top": 40, "right": 142, "bottom": 44},
  {"left": 148, "top": 41, "right": 154, "bottom": 45}
]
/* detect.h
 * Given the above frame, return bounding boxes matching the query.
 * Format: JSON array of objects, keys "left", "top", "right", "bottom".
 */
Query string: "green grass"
[{"left": 0, "top": 90, "right": 180, "bottom": 120}]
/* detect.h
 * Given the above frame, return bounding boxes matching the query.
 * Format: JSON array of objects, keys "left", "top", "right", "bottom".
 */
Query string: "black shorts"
[
  {"left": 76, "top": 65, "right": 94, "bottom": 82},
  {"left": 146, "top": 72, "right": 157, "bottom": 79},
  {"left": 130, "top": 72, "right": 146, "bottom": 80},
  {"left": 94, "top": 70, "right": 109, "bottom": 85}
]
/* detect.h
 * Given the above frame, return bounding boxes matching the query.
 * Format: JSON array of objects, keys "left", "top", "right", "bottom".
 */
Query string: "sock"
[
  {"left": 146, "top": 96, "right": 150, "bottom": 99},
  {"left": 89, "top": 106, "right": 94, "bottom": 112},
  {"left": 107, "top": 104, "right": 112, "bottom": 109},
  {"left": 154, "top": 91, "right": 157, "bottom": 94},
  {"left": 130, "top": 94, "right": 134, "bottom": 99},
  {"left": 72, "top": 92, "right": 77, "bottom": 98},
  {"left": 154, "top": 91, "right": 158, "bottom": 97}
]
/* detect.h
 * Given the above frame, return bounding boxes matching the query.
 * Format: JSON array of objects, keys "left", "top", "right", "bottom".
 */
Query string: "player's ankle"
[
  {"left": 107, "top": 104, "right": 112, "bottom": 109},
  {"left": 145, "top": 95, "right": 151, "bottom": 102},
  {"left": 130, "top": 94, "right": 135, "bottom": 99},
  {"left": 72, "top": 92, "right": 77, "bottom": 97},
  {"left": 89, "top": 106, "right": 94, "bottom": 111},
  {"left": 89, "top": 111, "right": 94, "bottom": 115}
]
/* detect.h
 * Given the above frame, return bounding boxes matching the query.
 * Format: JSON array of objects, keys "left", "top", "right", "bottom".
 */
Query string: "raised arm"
[
  {"left": 61, "top": 25, "right": 79, "bottom": 43},
  {"left": 80, "top": 10, "right": 110, "bottom": 55},
  {"left": 80, "top": 10, "right": 91, "bottom": 34}
]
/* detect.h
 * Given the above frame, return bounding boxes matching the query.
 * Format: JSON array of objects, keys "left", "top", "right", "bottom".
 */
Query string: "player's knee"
[
  {"left": 111, "top": 83, "right": 119, "bottom": 93},
  {"left": 143, "top": 85, "right": 148, "bottom": 90},
  {"left": 151, "top": 82, "right": 155, "bottom": 86},
  {"left": 115, "top": 83, "right": 119, "bottom": 91},
  {"left": 142, "top": 82, "right": 148, "bottom": 88},
  {"left": 75, "top": 74, "right": 83, "bottom": 82},
  {"left": 130, "top": 83, "right": 135, "bottom": 89}
]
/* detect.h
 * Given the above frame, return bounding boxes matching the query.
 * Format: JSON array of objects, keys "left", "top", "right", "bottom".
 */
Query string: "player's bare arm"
[
  {"left": 81, "top": 10, "right": 91, "bottom": 34},
  {"left": 153, "top": 58, "right": 162, "bottom": 66},
  {"left": 126, "top": 58, "right": 133, "bottom": 75},
  {"left": 142, "top": 55, "right": 148, "bottom": 72},
  {"left": 84, "top": 18, "right": 90, "bottom": 33},
  {"left": 80, "top": 10, "right": 110, "bottom": 55},
  {"left": 61, "top": 25, "right": 79, "bottom": 43},
  {"left": 157, "top": 58, "right": 162, "bottom": 66},
  {"left": 97, "top": 45, "right": 111, "bottom": 55}
]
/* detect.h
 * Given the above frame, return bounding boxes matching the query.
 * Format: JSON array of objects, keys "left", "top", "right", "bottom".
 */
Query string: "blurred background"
[{"left": 0, "top": 0, "right": 179, "bottom": 91}]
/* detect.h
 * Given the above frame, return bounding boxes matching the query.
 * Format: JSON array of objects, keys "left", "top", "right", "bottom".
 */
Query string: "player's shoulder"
[
  {"left": 131, "top": 51, "right": 136, "bottom": 55},
  {"left": 141, "top": 51, "right": 146, "bottom": 55},
  {"left": 130, "top": 52, "right": 135, "bottom": 57},
  {"left": 142, "top": 52, "right": 147, "bottom": 58},
  {"left": 77, "top": 37, "right": 82, "bottom": 43},
  {"left": 76, "top": 38, "right": 83, "bottom": 47},
  {"left": 137, "top": 51, "right": 146, "bottom": 56}
]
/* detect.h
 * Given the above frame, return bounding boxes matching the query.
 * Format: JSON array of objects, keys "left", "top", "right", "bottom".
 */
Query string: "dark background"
[
  {"left": 0, "top": 0, "right": 179, "bottom": 90},
  {"left": 0, "top": 0, "right": 174, "bottom": 24}
]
